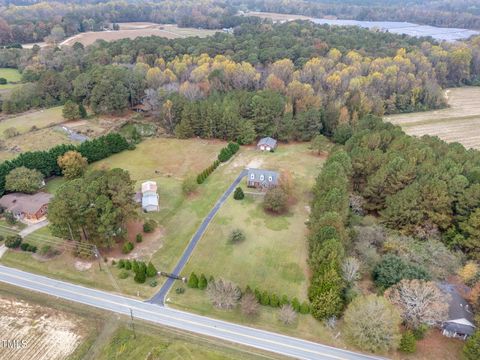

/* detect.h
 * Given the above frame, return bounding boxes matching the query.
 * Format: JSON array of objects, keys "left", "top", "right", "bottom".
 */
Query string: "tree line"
[{"left": 0, "top": 133, "right": 129, "bottom": 195}]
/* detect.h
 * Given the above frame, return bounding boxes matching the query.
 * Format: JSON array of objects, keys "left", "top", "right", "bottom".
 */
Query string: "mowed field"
[
  {"left": 61, "top": 23, "right": 219, "bottom": 46},
  {"left": 385, "top": 87, "right": 480, "bottom": 149},
  {"left": 245, "top": 11, "right": 313, "bottom": 22}
]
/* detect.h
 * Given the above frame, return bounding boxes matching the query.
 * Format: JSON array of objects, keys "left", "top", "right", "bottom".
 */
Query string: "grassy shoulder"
[
  {"left": 0, "top": 283, "right": 285, "bottom": 360},
  {"left": 0, "top": 68, "right": 21, "bottom": 91}
]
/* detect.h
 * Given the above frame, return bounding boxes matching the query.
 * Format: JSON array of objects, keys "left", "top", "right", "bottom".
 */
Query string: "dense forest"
[{"left": 1, "top": 0, "right": 480, "bottom": 46}]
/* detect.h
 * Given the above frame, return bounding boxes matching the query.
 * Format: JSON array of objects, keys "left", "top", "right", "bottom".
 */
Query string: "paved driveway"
[{"left": 150, "top": 169, "right": 248, "bottom": 304}]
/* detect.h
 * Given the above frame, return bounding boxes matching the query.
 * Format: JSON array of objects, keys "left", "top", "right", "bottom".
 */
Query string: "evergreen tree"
[
  {"left": 146, "top": 262, "right": 157, "bottom": 277},
  {"left": 188, "top": 272, "right": 199, "bottom": 288},
  {"left": 198, "top": 273, "right": 208, "bottom": 290}
]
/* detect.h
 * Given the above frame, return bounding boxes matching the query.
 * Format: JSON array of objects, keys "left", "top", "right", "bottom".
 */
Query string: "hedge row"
[
  {"left": 218, "top": 142, "right": 240, "bottom": 162},
  {"left": 187, "top": 271, "right": 310, "bottom": 314},
  {"left": 0, "top": 133, "right": 130, "bottom": 195},
  {"left": 197, "top": 160, "right": 220, "bottom": 184},
  {"left": 117, "top": 259, "right": 157, "bottom": 284},
  {"left": 20, "top": 242, "right": 37, "bottom": 253}
]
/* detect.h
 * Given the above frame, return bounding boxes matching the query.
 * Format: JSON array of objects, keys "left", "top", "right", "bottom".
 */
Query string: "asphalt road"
[
  {"left": 0, "top": 265, "right": 384, "bottom": 360},
  {"left": 150, "top": 169, "right": 248, "bottom": 304}
]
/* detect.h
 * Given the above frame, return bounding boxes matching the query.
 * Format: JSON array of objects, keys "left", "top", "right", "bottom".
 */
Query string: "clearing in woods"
[
  {"left": 385, "top": 87, "right": 480, "bottom": 149},
  {"left": 60, "top": 23, "right": 219, "bottom": 46}
]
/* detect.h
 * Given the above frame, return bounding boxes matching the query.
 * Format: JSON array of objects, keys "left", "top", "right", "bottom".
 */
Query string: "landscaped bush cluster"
[
  {"left": 307, "top": 148, "right": 351, "bottom": 320},
  {"left": 122, "top": 241, "right": 134, "bottom": 254},
  {"left": 186, "top": 271, "right": 310, "bottom": 314},
  {"left": 218, "top": 142, "right": 240, "bottom": 163},
  {"left": 20, "top": 242, "right": 37, "bottom": 253},
  {"left": 197, "top": 160, "right": 220, "bottom": 184},
  {"left": 4, "top": 234, "right": 22, "bottom": 248},
  {"left": 143, "top": 219, "right": 157, "bottom": 233},
  {"left": 117, "top": 259, "right": 157, "bottom": 284},
  {"left": 0, "top": 133, "right": 130, "bottom": 195}
]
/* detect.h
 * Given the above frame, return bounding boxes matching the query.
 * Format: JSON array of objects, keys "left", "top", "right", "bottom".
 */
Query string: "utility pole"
[
  {"left": 93, "top": 246, "right": 102, "bottom": 271},
  {"left": 130, "top": 308, "right": 136, "bottom": 339}
]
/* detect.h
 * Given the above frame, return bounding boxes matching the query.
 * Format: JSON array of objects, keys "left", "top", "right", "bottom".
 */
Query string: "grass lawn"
[
  {"left": 0, "top": 106, "right": 64, "bottom": 138},
  {"left": 171, "top": 142, "right": 324, "bottom": 299},
  {"left": 0, "top": 68, "right": 21, "bottom": 89}
]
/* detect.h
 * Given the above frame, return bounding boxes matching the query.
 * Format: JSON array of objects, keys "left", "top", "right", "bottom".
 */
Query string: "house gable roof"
[
  {"left": 0, "top": 192, "right": 52, "bottom": 214},
  {"left": 142, "top": 193, "right": 158, "bottom": 208},
  {"left": 438, "top": 282, "right": 476, "bottom": 325},
  {"left": 141, "top": 181, "right": 157, "bottom": 193},
  {"left": 247, "top": 168, "right": 279, "bottom": 185},
  {"left": 257, "top": 137, "right": 277, "bottom": 148}
]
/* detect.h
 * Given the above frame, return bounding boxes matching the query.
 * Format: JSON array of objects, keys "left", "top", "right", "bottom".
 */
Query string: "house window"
[
  {"left": 268, "top": 176, "right": 273, "bottom": 182},
  {"left": 260, "top": 175, "right": 264, "bottom": 181},
  {"left": 250, "top": 174, "right": 255, "bottom": 180}
]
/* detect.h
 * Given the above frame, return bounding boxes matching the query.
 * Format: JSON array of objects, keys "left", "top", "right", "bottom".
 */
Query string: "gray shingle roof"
[
  {"left": 438, "top": 282, "right": 475, "bottom": 324},
  {"left": 0, "top": 192, "right": 52, "bottom": 214},
  {"left": 247, "top": 168, "right": 279, "bottom": 185},
  {"left": 257, "top": 137, "right": 277, "bottom": 148}
]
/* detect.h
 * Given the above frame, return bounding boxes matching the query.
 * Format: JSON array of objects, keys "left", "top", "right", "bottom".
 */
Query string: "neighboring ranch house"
[
  {"left": 0, "top": 192, "right": 52, "bottom": 221},
  {"left": 439, "top": 283, "right": 476, "bottom": 340},
  {"left": 141, "top": 181, "right": 159, "bottom": 212},
  {"left": 257, "top": 137, "right": 277, "bottom": 152},
  {"left": 246, "top": 169, "right": 279, "bottom": 189}
]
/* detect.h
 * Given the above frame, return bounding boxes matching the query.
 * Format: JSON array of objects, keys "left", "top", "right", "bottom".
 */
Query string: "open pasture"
[
  {"left": 61, "top": 24, "right": 218, "bottom": 46},
  {"left": 386, "top": 87, "right": 480, "bottom": 149}
]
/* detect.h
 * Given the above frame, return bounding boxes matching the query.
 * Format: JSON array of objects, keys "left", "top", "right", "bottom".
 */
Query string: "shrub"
[
  {"left": 4, "top": 211, "right": 16, "bottom": 225},
  {"left": 280, "top": 295, "right": 289, "bottom": 306},
  {"left": 229, "top": 229, "right": 246, "bottom": 244},
  {"left": 118, "top": 271, "right": 129, "bottom": 279},
  {"left": 260, "top": 291, "right": 270, "bottom": 306},
  {"left": 299, "top": 301, "right": 311, "bottom": 314},
  {"left": 143, "top": 219, "right": 156, "bottom": 233},
  {"left": 132, "top": 260, "right": 139, "bottom": 273},
  {"left": 122, "top": 241, "right": 134, "bottom": 254},
  {"left": 373, "top": 255, "right": 431, "bottom": 290},
  {"left": 227, "top": 142, "right": 240, "bottom": 154},
  {"left": 182, "top": 175, "right": 198, "bottom": 195},
  {"left": 0, "top": 235, "right": 3, "bottom": 242},
  {"left": 0, "top": 78, "right": 6, "bottom": 85},
  {"left": 136, "top": 233, "right": 143, "bottom": 243},
  {"left": 146, "top": 262, "right": 157, "bottom": 277},
  {"left": 176, "top": 287, "right": 185, "bottom": 294},
  {"left": 20, "top": 242, "right": 29, "bottom": 251},
  {"left": 124, "top": 260, "right": 132, "bottom": 270},
  {"left": 233, "top": 187, "right": 245, "bottom": 200},
  {"left": 149, "top": 280, "right": 158, "bottom": 287},
  {"left": 39, "top": 244, "right": 59, "bottom": 257},
  {"left": 464, "top": 330, "right": 480, "bottom": 360},
  {"left": 241, "top": 292, "right": 260, "bottom": 317},
  {"left": 263, "top": 187, "right": 288, "bottom": 213},
  {"left": 3, "top": 127, "right": 19, "bottom": 139},
  {"left": 218, "top": 147, "right": 233, "bottom": 162},
  {"left": 5, "top": 166, "right": 44, "bottom": 194},
  {"left": 5, "top": 234, "right": 22, "bottom": 248},
  {"left": 198, "top": 273, "right": 208, "bottom": 290},
  {"left": 278, "top": 304, "right": 297, "bottom": 325},
  {"left": 188, "top": 272, "right": 199, "bottom": 288},
  {"left": 291, "top": 297, "right": 301, "bottom": 312},
  {"left": 111, "top": 259, "right": 116, "bottom": 265},
  {"left": 117, "top": 259, "right": 125, "bottom": 268},
  {"left": 399, "top": 331, "right": 417, "bottom": 353},
  {"left": 413, "top": 324, "right": 429, "bottom": 340},
  {"left": 134, "top": 269, "right": 146, "bottom": 283},
  {"left": 270, "top": 293, "right": 280, "bottom": 307}
]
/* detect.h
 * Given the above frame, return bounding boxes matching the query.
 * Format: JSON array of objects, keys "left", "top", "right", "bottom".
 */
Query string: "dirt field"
[
  {"left": 245, "top": 11, "right": 313, "bottom": 22},
  {"left": 61, "top": 24, "right": 219, "bottom": 46},
  {"left": 0, "top": 296, "right": 88, "bottom": 360},
  {"left": 385, "top": 87, "right": 480, "bottom": 149}
]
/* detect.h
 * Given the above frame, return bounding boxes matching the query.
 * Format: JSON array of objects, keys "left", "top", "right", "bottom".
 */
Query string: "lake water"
[{"left": 311, "top": 18, "right": 479, "bottom": 42}]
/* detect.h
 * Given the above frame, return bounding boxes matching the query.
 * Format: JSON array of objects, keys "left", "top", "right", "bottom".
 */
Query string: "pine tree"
[
  {"left": 399, "top": 331, "right": 416, "bottom": 353},
  {"left": 188, "top": 272, "right": 199, "bottom": 288},
  {"left": 146, "top": 262, "right": 157, "bottom": 277},
  {"left": 233, "top": 187, "right": 245, "bottom": 200},
  {"left": 198, "top": 273, "right": 208, "bottom": 290}
]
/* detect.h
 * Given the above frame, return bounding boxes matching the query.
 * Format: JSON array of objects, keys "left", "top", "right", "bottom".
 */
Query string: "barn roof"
[
  {"left": 142, "top": 193, "right": 158, "bottom": 208},
  {"left": 141, "top": 181, "right": 157, "bottom": 193}
]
